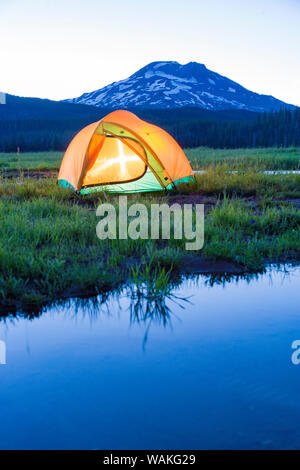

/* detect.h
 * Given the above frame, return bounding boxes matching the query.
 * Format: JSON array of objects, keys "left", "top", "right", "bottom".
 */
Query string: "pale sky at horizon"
[{"left": 0, "top": 0, "right": 299, "bottom": 105}]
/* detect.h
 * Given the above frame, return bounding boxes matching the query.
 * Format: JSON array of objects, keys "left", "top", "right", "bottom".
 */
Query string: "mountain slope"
[
  {"left": 0, "top": 93, "right": 257, "bottom": 122},
  {"left": 64, "top": 61, "right": 295, "bottom": 112}
]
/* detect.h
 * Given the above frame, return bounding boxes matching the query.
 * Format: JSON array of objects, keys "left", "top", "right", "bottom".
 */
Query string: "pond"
[{"left": 0, "top": 266, "right": 299, "bottom": 450}]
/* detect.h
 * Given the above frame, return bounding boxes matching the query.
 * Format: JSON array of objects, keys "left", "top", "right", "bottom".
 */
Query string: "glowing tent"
[{"left": 58, "top": 110, "right": 194, "bottom": 194}]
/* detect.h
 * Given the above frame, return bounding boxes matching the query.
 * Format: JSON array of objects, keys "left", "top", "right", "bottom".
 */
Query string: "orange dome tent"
[{"left": 58, "top": 110, "right": 194, "bottom": 194}]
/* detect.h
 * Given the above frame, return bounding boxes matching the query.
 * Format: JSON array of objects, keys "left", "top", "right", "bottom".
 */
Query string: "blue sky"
[{"left": 0, "top": 0, "right": 299, "bottom": 105}]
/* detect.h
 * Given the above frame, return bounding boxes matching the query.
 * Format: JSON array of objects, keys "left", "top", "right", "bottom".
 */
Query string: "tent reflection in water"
[{"left": 58, "top": 110, "right": 194, "bottom": 194}]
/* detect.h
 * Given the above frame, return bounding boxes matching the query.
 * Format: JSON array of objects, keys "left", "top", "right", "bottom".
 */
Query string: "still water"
[{"left": 0, "top": 266, "right": 299, "bottom": 450}]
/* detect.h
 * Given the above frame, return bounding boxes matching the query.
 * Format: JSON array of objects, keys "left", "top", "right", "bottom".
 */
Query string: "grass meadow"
[
  {"left": 0, "top": 151, "right": 62, "bottom": 171},
  {"left": 186, "top": 146, "right": 300, "bottom": 170},
  {"left": 1, "top": 147, "right": 300, "bottom": 172},
  {"left": 0, "top": 147, "right": 299, "bottom": 311}
]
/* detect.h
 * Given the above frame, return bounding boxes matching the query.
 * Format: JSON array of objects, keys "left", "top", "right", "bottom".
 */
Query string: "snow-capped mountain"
[{"left": 65, "top": 61, "right": 294, "bottom": 112}]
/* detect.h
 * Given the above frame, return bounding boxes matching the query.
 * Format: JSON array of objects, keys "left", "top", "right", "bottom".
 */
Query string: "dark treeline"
[
  {"left": 170, "top": 108, "right": 300, "bottom": 148},
  {"left": 0, "top": 118, "right": 100, "bottom": 152},
  {"left": 0, "top": 106, "right": 299, "bottom": 152}
]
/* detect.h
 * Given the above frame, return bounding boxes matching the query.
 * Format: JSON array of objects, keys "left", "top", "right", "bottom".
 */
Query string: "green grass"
[
  {"left": 0, "top": 151, "right": 63, "bottom": 170},
  {"left": 186, "top": 147, "right": 300, "bottom": 170},
  {"left": 204, "top": 198, "right": 299, "bottom": 267},
  {"left": 0, "top": 147, "right": 299, "bottom": 311},
  {"left": 1, "top": 147, "right": 300, "bottom": 172},
  {"left": 1, "top": 160, "right": 300, "bottom": 202},
  {"left": 0, "top": 176, "right": 299, "bottom": 311},
  {"left": 178, "top": 166, "right": 300, "bottom": 199}
]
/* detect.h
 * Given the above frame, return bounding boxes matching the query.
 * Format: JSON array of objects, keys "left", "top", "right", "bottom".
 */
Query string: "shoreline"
[
  {"left": 0, "top": 156, "right": 299, "bottom": 315},
  {"left": 1, "top": 258, "right": 299, "bottom": 318}
]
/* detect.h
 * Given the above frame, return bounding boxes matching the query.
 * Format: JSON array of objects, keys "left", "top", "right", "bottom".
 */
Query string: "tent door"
[{"left": 82, "top": 136, "right": 148, "bottom": 187}]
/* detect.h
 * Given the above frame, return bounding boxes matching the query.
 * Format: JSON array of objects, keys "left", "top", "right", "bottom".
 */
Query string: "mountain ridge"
[{"left": 64, "top": 61, "right": 295, "bottom": 112}]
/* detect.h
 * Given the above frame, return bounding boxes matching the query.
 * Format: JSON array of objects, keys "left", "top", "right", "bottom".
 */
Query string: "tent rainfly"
[{"left": 58, "top": 110, "right": 194, "bottom": 194}]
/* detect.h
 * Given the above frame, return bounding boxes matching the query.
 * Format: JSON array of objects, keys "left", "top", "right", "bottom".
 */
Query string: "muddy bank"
[
  {"left": 180, "top": 254, "right": 246, "bottom": 274},
  {"left": 180, "top": 253, "right": 300, "bottom": 275}
]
